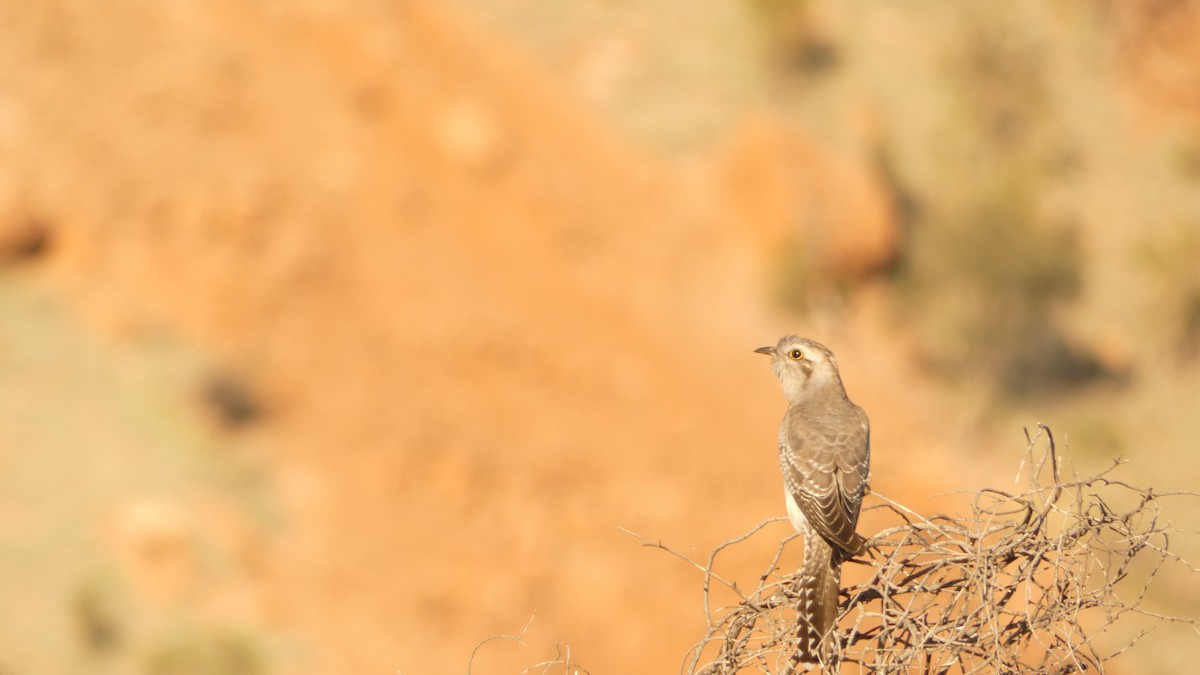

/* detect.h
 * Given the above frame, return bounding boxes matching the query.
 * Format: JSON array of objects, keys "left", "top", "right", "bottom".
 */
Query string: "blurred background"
[{"left": 1, "top": 0, "right": 1198, "bottom": 673}]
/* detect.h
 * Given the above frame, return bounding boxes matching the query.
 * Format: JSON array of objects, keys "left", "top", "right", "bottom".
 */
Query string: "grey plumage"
[{"left": 756, "top": 336, "right": 870, "bottom": 664}]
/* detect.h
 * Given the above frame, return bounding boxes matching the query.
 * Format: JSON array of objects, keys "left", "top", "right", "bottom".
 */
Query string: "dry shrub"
[{"left": 632, "top": 425, "right": 1196, "bottom": 674}]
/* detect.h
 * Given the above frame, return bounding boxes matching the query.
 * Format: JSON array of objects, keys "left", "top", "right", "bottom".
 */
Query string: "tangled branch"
[{"left": 636, "top": 425, "right": 1198, "bottom": 673}]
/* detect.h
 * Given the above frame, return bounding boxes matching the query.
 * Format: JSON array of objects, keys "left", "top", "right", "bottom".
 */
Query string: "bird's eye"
[{"left": 789, "top": 349, "right": 804, "bottom": 360}]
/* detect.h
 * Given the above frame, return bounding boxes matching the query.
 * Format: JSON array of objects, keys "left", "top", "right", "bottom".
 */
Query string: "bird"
[{"left": 755, "top": 336, "right": 870, "bottom": 666}]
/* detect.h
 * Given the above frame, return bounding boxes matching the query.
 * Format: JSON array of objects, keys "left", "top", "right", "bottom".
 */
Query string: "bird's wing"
[{"left": 780, "top": 408, "right": 869, "bottom": 552}]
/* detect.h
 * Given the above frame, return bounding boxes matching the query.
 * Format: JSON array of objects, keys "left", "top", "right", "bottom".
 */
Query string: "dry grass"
[{"left": 624, "top": 425, "right": 1197, "bottom": 674}]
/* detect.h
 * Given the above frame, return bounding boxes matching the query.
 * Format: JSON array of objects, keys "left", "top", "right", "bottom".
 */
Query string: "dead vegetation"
[{"left": 621, "top": 425, "right": 1198, "bottom": 674}]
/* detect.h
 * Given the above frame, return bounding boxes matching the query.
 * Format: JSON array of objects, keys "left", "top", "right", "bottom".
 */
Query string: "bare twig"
[
  {"left": 466, "top": 613, "right": 592, "bottom": 675},
  {"left": 467, "top": 612, "right": 539, "bottom": 674},
  {"left": 654, "top": 424, "right": 1199, "bottom": 674}
]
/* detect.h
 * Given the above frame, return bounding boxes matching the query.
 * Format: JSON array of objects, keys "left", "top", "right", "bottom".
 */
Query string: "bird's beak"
[{"left": 754, "top": 346, "right": 776, "bottom": 356}]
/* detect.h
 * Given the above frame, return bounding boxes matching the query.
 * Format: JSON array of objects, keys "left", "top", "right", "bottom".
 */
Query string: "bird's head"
[{"left": 755, "top": 336, "right": 845, "bottom": 405}]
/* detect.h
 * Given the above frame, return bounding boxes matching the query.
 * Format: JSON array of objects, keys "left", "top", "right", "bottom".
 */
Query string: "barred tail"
[{"left": 793, "top": 532, "right": 841, "bottom": 665}]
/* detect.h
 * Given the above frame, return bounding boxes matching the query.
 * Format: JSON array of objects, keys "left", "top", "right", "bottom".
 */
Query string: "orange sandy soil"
[{"left": 1, "top": 1, "right": 1194, "bottom": 674}]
